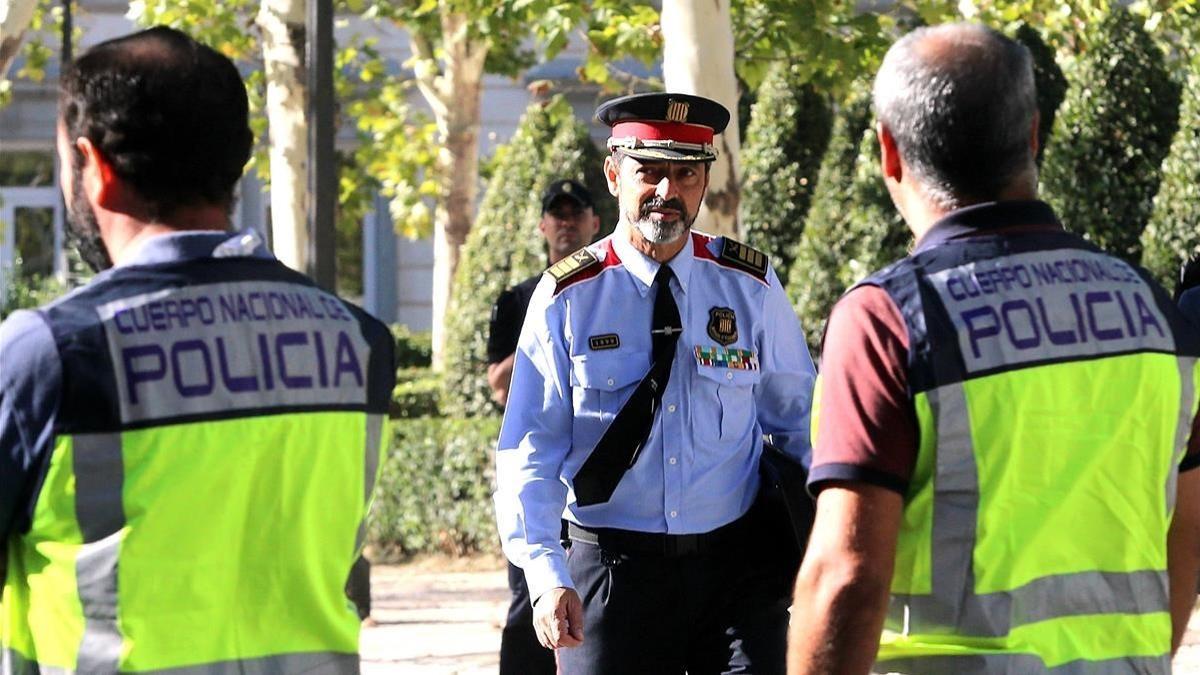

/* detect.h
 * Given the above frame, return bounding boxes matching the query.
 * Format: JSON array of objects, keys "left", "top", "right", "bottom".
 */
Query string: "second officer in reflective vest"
[{"left": 789, "top": 23, "right": 1200, "bottom": 674}]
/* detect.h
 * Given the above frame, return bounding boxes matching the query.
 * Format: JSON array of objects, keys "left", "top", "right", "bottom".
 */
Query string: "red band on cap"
[{"left": 610, "top": 121, "right": 714, "bottom": 145}]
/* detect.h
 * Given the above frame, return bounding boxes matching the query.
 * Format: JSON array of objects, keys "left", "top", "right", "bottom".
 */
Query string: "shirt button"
[
  {"left": 667, "top": 404, "right": 677, "bottom": 413},
  {"left": 607, "top": 378, "right": 615, "bottom": 386},
  {"left": 670, "top": 510, "right": 678, "bottom": 518},
  {"left": 669, "top": 457, "right": 677, "bottom": 465},
  {"left": 725, "top": 372, "right": 733, "bottom": 380}
]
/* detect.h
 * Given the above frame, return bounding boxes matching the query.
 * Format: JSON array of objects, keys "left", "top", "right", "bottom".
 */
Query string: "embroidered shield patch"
[{"left": 707, "top": 307, "right": 738, "bottom": 346}]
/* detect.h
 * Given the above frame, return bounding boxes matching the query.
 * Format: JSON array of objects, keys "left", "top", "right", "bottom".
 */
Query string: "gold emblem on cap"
[
  {"left": 666, "top": 99, "right": 690, "bottom": 123},
  {"left": 563, "top": 183, "right": 573, "bottom": 193}
]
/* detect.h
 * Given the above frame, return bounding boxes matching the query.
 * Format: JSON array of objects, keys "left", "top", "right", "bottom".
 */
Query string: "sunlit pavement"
[
  {"left": 360, "top": 558, "right": 508, "bottom": 675},
  {"left": 360, "top": 559, "right": 1200, "bottom": 674}
]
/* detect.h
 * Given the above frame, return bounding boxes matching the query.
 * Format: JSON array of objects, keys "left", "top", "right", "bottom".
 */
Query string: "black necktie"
[{"left": 574, "top": 265, "right": 682, "bottom": 506}]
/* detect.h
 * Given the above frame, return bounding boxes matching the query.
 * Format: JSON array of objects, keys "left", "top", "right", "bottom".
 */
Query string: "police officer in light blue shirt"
[{"left": 494, "top": 92, "right": 816, "bottom": 675}]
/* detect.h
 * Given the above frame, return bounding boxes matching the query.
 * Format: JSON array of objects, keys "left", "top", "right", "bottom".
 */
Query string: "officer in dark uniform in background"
[
  {"left": 487, "top": 178, "right": 599, "bottom": 674},
  {"left": 488, "top": 179, "right": 601, "bottom": 407},
  {"left": 494, "top": 92, "right": 817, "bottom": 675}
]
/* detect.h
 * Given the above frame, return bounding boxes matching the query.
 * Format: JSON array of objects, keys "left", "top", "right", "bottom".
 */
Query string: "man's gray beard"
[{"left": 633, "top": 216, "right": 688, "bottom": 244}]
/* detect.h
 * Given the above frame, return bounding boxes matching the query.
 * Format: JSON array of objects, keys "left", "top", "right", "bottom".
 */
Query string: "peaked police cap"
[{"left": 596, "top": 92, "right": 730, "bottom": 162}]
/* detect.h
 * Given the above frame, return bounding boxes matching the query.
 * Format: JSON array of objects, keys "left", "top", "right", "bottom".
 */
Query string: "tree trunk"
[
  {"left": 411, "top": 12, "right": 487, "bottom": 368},
  {"left": 661, "top": 0, "right": 740, "bottom": 238},
  {"left": 255, "top": 0, "right": 309, "bottom": 272},
  {"left": 0, "top": 0, "right": 38, "bottom": 78}
]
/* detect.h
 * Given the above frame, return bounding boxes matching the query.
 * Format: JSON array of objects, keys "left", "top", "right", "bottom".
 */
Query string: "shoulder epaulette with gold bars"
[
  {"left": 718, "top": 238, "right": 769, "bottom": 283},
  {"left": 546, "top": 248, "right": 600, "bottom": 294}
]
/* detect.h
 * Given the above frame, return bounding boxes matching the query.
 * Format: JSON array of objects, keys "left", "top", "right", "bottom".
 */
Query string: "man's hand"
[
  {"left": 487, "top": 355, "right": 516, "bottom": 407},
  {"left": 533, "top": 586, "right": 584, "bottom": 649}
]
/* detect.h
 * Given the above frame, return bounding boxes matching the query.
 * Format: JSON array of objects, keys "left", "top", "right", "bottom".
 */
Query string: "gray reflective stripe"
[
  {"left": 890, "top": 569, "right": 1168, "bottom": 637},
  {"left": 1169, "top": 356, "right": 1198, "bottom": 513},
  {"left": 924, "top": 384, "right": 982, "bottom": 630},
  {"left": 875, "top": 652, "right": 1169, "bottom": 674},
  {"left": 72, "top": 433, "right": 125, "bottom": 673},
  {"left": 0, "top": 649, "right": 357, "bottom": 675},
  {"left": 353, "top": 414, "right": 385, "bottom": 554},
  {"left": 72, "top": 434, "right": 125, "bottom": 541},
  {"left": 890, "top": 381, "right": 1172, "bottom": 644},
  {"left": 151, "top": 651, "right": 360, "bottom": 674}
]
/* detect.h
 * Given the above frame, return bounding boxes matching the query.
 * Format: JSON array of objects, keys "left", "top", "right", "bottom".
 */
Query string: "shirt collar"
[
  {"left": 914, "top": 200, "right": 1063, "bottom": 254},
  {"left": 610, "top": 225, "right": 695, "bottom": 297},
  {"left": 118, "top": 229, "right": 274, "bottom": 267}
]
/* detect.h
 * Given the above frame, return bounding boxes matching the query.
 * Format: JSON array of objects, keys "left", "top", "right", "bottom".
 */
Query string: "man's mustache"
[{"left": 640, "top": 197, "right": 687, "bottom": 219}]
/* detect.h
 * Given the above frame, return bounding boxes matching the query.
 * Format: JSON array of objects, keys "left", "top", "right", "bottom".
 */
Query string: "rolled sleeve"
[
  {"left": 755, "top": 268, "right": 817, "bottom": 466},
  {"left": 493, "top": 278, "right": 576, "bottom": 601},
  {"left": 808, "top": 285, "right": 916, "bottom": 497},
  {"left": 0, "top": 310, "right": 62, "bottom": 541}
]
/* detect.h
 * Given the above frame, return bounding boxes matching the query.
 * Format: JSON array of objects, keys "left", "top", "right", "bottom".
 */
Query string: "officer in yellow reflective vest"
[
  {"left": 0, "top": 27, "right": 394, "bottom": 673},
  {"left": 789, "top": 23, "right": 1200, "bottom": 674}
]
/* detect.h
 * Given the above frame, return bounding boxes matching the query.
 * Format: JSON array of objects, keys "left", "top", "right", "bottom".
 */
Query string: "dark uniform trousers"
[
  {"left": 501, "top": 561, "right": 558, "bottom": 675},
  {"left": 557, "top": 498, "right": 793, "bottom": 675}
]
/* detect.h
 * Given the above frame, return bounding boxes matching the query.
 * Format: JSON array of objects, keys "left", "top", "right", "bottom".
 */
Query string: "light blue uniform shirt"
[{"left": 495, "top": 228, "right": 816, "bottom": 601}]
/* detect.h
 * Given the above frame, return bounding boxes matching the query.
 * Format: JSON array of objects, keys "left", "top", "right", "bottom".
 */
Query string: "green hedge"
[
  {"left": 1040, "top": 8, "right": 1181, "bottom": 264},
  {"left": 740, "top": 62, "right": 833, "bottom": 286},
  {"left": 1014, "top": 23, "right": 1067, "bottom": 167},
  {"left": 787, "top": 80, "right": 908, "bottom": 351},
  {"left": 0, "top": 269, "right": 66, "bottom": 322},
  {"left": 1140, "top": 54, "right": 1200, "bottom": 288},
  {"left": 368, "top": 415, "right": 502, "bottom": 560},
  {"left": 391, "top": 368, "right": 442, "bottom": 418},
  {"left": 391, "top": 325, "right": 432, "bottom": 369}
]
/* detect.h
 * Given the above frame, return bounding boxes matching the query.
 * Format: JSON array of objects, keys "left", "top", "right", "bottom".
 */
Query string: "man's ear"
[
  {"left": 603, "top": 154, "right": 621, "bottom": 197},
  {"left": 878, "top": 123, "right": 903, "bottom": 183},
  {"left": 75, "top": 136, "right": 122, "bottom": 210},
  {"left": 589, "top": 213, "right": 600, "bottom": 236}
]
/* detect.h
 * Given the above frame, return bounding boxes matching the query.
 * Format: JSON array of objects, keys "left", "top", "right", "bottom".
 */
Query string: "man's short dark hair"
[
  {"left": 873, "top": 23, "right": 1036, "bottom": 209},
  {"left": 59, "top": 26, "right": 253, "bottom": 220}
]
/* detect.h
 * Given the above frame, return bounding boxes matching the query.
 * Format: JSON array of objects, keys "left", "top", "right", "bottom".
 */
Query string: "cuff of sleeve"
[
  {"left": 808, "top": 462, "right": 908, "bottom": 497},
  {"left": 1180, "top": 453, "right": 1200, "bottom": 473},
  {"left": 523, "top": 552, "right": 575, "bottom": 605}
]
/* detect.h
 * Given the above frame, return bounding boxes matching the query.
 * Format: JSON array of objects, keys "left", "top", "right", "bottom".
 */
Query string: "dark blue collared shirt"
[{"left": 0, "top": 230, "right": 272, "bottom": 541}]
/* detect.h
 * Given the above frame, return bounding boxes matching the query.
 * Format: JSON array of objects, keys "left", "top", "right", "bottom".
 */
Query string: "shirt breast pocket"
[
  {"left": 569, "top": 352, "right": 647, "bottom": 436},
  {"left": 694, "top": 365, "right": 761, "bottom": 442}
]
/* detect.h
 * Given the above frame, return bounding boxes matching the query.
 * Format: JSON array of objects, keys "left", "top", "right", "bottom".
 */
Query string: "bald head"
[{"left": 873, "top": 23, "right": 1037, "bottom": 210}]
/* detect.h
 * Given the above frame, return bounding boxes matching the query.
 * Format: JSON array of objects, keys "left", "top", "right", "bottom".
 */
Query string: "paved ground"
[
  {"left": 362, "top": 556, "right": 1200, "bottom": 674},
  {"left": 360, "top": 556, "right": 508, "bottom": 674}
]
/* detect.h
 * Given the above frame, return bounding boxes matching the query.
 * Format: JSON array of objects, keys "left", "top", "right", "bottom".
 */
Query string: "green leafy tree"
[
  {"left": 441, "top": 96, "right": 608, "bottom": 417},
  {"left": 740, "top": 62, "right": 833, "bottom": 285},
  {"left": 1014, "top": 22, "right": 1067, "bottom": 165},
  {"left": 1140, "top": 54, "right": 1200, "bottom": 287},
  {"left": 787, "top": 81, "right": 909, "bottom": 351},
  {"left": 1039, "top": 8, "right": 1181, "bottom": 263}
]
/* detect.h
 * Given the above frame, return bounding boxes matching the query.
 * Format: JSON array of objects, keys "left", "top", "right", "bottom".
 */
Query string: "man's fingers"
[
  {"left": 532, "top": 587, "right": 584, "bottom": 649},
  {"left": 554, "top": 610, "right": 583, "bottom": 648},
  {"left": 566, "top": 591, "right": 585, "bottom": 641}
]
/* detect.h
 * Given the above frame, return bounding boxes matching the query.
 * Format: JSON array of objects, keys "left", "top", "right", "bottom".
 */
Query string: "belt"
[{"left": 567, "top": 513, "right": 751, "bottom": 557}]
